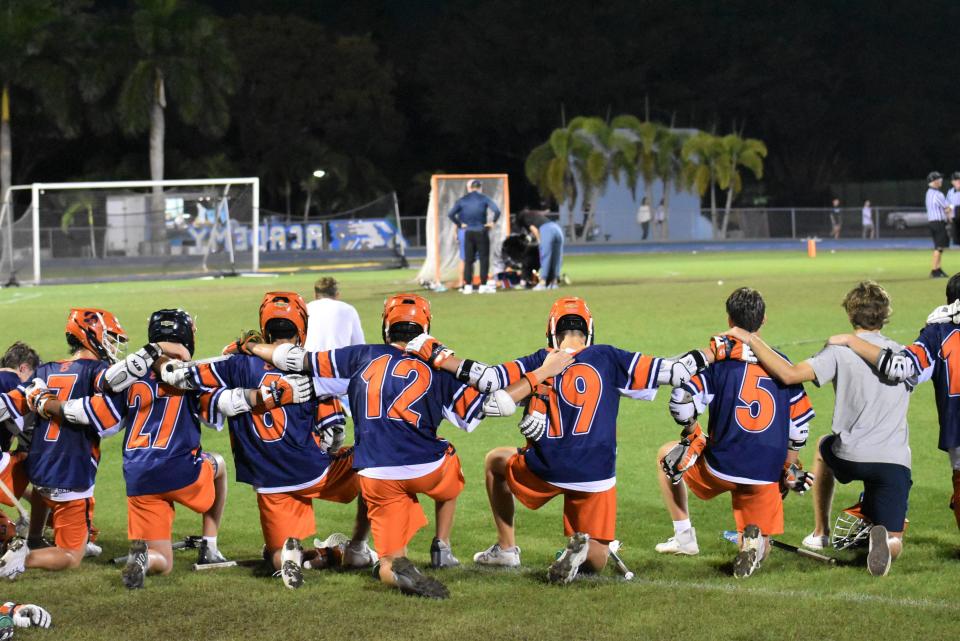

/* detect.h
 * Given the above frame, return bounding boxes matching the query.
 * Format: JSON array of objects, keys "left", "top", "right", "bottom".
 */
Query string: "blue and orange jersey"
[
  {"left": 905, "top": 323, "right": 960, "bottom": 450},
  {"left": 0, "top": 371, "right": 22, "bottom": 451},
  {"left": 192, "top": 354, "right": 343, "bottom": 490},
  {"left": 94, "top": 371, "right": 221, "bottom": 497},
  {"left": 496, "top": 345, "right": 662, "bottom": 486},
  {"left": 682, "top": 355, "right": 814, "bottom": 484},
  {"left": 3, "top": 359, "right": 117, "bottom": 491},
  {"left": 311, "top": 344, "right": 485, "bottom": 469}
]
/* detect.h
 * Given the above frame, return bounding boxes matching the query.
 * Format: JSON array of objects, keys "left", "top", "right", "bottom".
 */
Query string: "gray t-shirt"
[{"left": 805, "top": 332, "right": 912, "bottom": 468}]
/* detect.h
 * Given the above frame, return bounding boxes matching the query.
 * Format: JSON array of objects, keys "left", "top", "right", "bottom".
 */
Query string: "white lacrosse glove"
[
  {"left": 481, "top": 389, "right": 517, "bottom": 417},
  {"left": 261, "top": 374, "right": 313, "bottom": 407},
  {"left": 5, "top": 603, "right": 52, "bottom": 629},
  {"left": 658, "top": 350, "right": 708, "bottom": 388},
  {"left": 668, "top": 387, "right": 697, "bottom": 427},
  {"left": 24, "top": 379, "right": 55, "bottom": 419},
  {"left": 318, "top": 424, "right": 345, "bottom": 453},
  {"left": 875, "top": 348, "right": 913, "bottom": 383},
  {"left": 271, "top": 343, "right": 308, "bottom": 373},
  {"left": 518, "top": 410, "right": 546, "bottom": 441},
  {"left": 160, "top": 359, "right": 197, "bottom": 390},
  {"left": 927, "top": 299, "right": 960, "bottom": 325}
]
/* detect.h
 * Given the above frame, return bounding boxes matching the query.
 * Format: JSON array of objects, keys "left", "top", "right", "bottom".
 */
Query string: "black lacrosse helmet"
[{"left": 148, "top": 309, "right": 196, "bottom": 356}]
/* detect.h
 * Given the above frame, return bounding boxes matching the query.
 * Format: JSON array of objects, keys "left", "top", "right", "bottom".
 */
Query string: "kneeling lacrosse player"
[
  {"left": 724, "top": 281, "right": 913, "bottom": 576},
  {"left": 657, "top": 288, "right": 815, "bottom": 579},
  {"left": 241, "top": 293, "right": 568, "bottom": 598},
  {"left": 163, "top": 293, "right": 376, "bottom": 589},
  {"left": 404, "top": 296, "right": 710, "bottom": 584}
]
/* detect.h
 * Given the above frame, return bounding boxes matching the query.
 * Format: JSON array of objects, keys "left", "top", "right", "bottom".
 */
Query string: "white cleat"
[
  {"left": 532, "top": 283, "right": 547, "bottom": 291},
  {"left": 84, "top": 540, "right": 103, "bottom": 558},
  {"left": 461, "top": 285, "right": 474, "bottom": 295},
  {"left": 0, "top": 538, "right": 27, "bottom": 581},
  {"left": 478, "top": 283, "right": 496, "bottom": 294},
  {"left": 320, "top": 536, "right": 378, "bottom": 569},
  {"left": 733, "top": 524, "right": 765, "bottom": 579},
  {"left": 654, "top": 527, "right": 699, "bottom": 555},
  {"left": 801, "top": 532, "right": 831, "bottom": 550},
  {"left": 279, "top": 537, "right": 304, "bottom": 589},
  {"left": 473, "top": 543, "right": 521, "bottom": 568},
  {"left": 548, "top": 533, "right": 590, "bottom": 584},
  {"left": 867, "top": 525, "right": 892, "bottom": 577}
]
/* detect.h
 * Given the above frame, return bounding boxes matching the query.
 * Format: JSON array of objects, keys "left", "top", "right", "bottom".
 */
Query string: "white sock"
[
  {"left": 203, "top": 536, "right": 218, "bottom": 552},
  {"left": 673, "top": 519, "right": 692, "bottom": 535}
]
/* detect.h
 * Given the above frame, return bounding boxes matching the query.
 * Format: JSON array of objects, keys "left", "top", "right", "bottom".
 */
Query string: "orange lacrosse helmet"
[
  {"left": 65, "top": 308, "right": 129, "bottom": 363},
  {"left": 259, "top": 291, "right": 308, "bottom": 345},
  {"left": 382, "top": 293, "right": 432, "bottom": 343},
  {"left": 546, "top": 297, "right": 594, "bottom": 348}
]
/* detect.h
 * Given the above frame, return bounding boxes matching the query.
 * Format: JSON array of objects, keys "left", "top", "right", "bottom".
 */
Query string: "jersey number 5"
[{"left": 735, "top": 364, "right": 776, "bottom": 432}]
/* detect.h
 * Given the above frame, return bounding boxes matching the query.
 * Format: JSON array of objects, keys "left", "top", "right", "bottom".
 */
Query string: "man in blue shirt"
[
  {"left": 448, "top": 181, "right": 501, "bottom": 294},
  {"left": 926, "top": 171, "right": 952, "bottom": 278}
]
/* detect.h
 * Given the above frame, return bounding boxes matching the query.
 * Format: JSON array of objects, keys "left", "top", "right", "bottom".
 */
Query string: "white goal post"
[{"left": 0, "top": 178, "right": 259, "bottom": 284}]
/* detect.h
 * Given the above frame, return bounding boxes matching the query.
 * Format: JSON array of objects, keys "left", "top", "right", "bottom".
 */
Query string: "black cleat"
[
  {"left": 391, "top": 557, "right": 449, "bottom": 599},
  {"left": 122, "top": 540, "right": 148, "bottom": 589}
]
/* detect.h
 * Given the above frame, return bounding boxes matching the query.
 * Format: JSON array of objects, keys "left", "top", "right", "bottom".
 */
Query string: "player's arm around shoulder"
[{"left": 724, "top": 327, "right": 816, "bottom": 386}]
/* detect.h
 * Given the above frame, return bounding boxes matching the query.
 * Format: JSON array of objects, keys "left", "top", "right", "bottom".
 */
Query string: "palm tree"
[
  {"left": 117, "top": 0, "right": 237, "bottom": 252},
  {"left": 682, "top": 131, "right": 724, "bottom": 238},
  {"left": 0, "top": 1, "right": 70, "bottom": 198},
  {"left": 716, "top": 134, "right": 768, "bottom": 238},
  {"left": 653, "top": 127, "right": 688, "bottom": 239},
  {"left": 610, "top": 115, "right": 661, "bottom": 206},
  {"left": 525, "top": 116, "right": 619, "bottom": 241}
]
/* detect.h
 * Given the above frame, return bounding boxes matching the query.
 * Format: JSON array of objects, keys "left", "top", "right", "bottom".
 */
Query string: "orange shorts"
[
  {"left": 359, "top": 450, "right": 464, "bottom": 557},
  {"left": 42, "top": 496, "right": 95, "bottom": 550},
  {"left": 505, "top": 453, "right": 616, "bottom": 542},
  {"left": 684, "top": 457, "right": 784, "bottom": 535},
  {"left": 127, "top": 458, "right": 216, "bottom": 541},
  {"left": 257, "top": 451, "right": 360, "bottom": 551},
  {"left": 0, "top": 452, "right": 28, "bottom": 506}
]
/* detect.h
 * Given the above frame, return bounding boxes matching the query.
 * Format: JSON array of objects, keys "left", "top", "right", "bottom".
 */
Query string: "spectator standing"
[
  {"left": 830, "top": 198, "right": 842, "bottom": 240},
  {"left": 947, "top": 172, "right": 960, "bottom": 246},
  {"left": 861, "top": 200, "right": 875, "bottom": 239},
  {"left": 926, "top": 171, "right": 952, "bottom": 278},
  {"left": 516, "top": 209, "right": 565, "bottom": 290},
  {"left": 304, "top": 277, "right": 365, "bottom": 351},
  {"left": 448, "top": 180, "right": 501, "bottom": 294},
  {"left": 637, "top": 197, "right": 652, "bottom": 240},
  {"left": 655, "top": 198, "right": 666, "bottom": 239}
]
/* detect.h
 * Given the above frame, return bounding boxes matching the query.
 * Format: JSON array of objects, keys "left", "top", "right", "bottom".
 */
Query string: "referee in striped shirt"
[{"left": 926, "top": 171, "right": 952, "bottom": 278}]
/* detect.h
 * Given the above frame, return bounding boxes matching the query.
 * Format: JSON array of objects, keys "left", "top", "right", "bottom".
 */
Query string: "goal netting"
[
  {"left": 0, "top": 178, "right": 258, "bottom": 284},
  {"left": 416, "top": 174, "right": 510, "bottom": 288}
]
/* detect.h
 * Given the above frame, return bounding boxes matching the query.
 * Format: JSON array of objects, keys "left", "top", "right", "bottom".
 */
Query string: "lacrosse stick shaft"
[
  {"left": 0, "top": 476, "right": 28, "bottom": 522},
  {"left": 770, "top": 539, "right": 837, "bottom": 565},
  {"left": 608, "top": 541, "right": 634, "bottom": 580}
]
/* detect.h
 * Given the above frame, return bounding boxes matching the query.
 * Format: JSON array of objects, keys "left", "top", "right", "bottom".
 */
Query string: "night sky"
[{"left": 10, "top": 0, "right": 960, "bottom": 213}]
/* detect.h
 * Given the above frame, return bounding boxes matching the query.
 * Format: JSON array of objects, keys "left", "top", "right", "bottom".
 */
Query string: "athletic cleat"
[
  {"left": 84, "top": 540, "right": 103, "bottom": 558},
  {"left": 390, "top": 557, "right": 449, "bottom": 599},
  {"left": 430, "top": 537, "right": 460, "bottom": 568},
  {"left": 461, "top": 285, "right": 474, "bottom": 295},
  {"left": 305, "top": 532, "right": 349, "bottom": 569},
  {"left": 532, "top": 283, "right": 547, "bottom": 291},
  {"left": 0, "top": 538, "right": 27, "bottom": 581},
  {"left": 279, "top": 537, "right": 304, "bottom": 589},
  {"left": 733, "top": 524, "right": 764, "bottom": 579},
  {"left": 341, "top": 539, "right": 378, "bottom": 569},
  {"left": 473, "top": 542, "right": 521, "bottom": 568},
  {"left": 121, "top": 540, "right": 148, "bottom": 589},
  {"left": 654, "top": 527, "right": 699, "bottom": 555},
  {"left": 867, "top": 525, "right": 892, "bottom": 577},
  {"left": 548, "top": 532, "right": 590, "bottom": 584},
  {"left": 802, "top": 532, "right": 831, "bottom": 550},
  {"left": 196, "top": 539, "right": 229, "bottom": 565},
  {"left": 478, "top": 283, "right": 496, "bottom": 294}
]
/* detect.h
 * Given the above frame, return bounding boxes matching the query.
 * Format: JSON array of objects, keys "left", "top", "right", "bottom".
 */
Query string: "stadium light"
[{"left": 312, "top": 169, "right": 326, "bottom": 179}]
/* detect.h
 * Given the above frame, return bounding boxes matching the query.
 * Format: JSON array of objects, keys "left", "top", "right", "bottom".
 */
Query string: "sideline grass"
[{"left": 0, "top": 250, "right": 955, "bottom": 641}]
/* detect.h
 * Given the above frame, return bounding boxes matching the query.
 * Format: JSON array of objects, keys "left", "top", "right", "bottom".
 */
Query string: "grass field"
[{"left": 0, "top": 250, "right": 957, "bottom": 641}]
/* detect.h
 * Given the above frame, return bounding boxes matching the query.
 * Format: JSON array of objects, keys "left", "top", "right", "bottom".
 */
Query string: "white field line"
[
  {"left": 629, "top": 575, "right": 959, "bottom": 611},
  {"left": 0, "top": 293, "right": 41, "bottom": 305}
]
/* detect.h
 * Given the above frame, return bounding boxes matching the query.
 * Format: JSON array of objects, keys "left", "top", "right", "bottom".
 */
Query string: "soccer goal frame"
[
  {"left": 419, "top": 173, "right": 510, "bottom": 287},
  {"left": 1, "top": 177, "right": 259, "bottom": 284}
]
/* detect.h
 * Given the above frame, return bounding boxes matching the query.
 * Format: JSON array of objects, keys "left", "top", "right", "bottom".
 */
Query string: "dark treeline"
[{"left": 6, "top": 0, "right": 957, "bottom": 214}]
